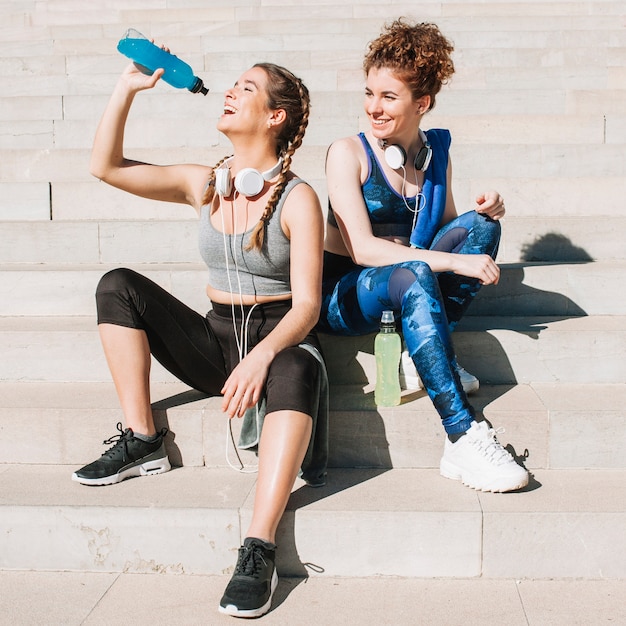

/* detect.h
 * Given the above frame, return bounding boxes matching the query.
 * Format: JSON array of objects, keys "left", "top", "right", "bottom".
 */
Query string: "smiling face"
[
  {"left": 217, "top": 66, "right": 272, "bottom": 137},
  {"left": 364, "top": 66, "right": 427, "bottom": 143}
]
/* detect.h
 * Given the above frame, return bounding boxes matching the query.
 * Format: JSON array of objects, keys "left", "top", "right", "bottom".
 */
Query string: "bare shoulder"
[
  {"left": 326, "top": 135, "right": 366, "bottom": 178},
  {"left": 327, "top": 135, "right": 363, "bottom": 159},
  {"left": 280, "top": 176, "right": 322, "bottom": 232},
  {"left": 281, "top": 176, "right": 321, "bottom": 211}
]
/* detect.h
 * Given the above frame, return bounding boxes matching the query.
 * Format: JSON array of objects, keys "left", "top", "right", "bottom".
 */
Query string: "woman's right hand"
[
  {"left": 452, "top": 253, "right": 500, "bottom": 285},
  {"left": 90, "top": 53, "right": 210, "bottom": 209},
  {"left": 120, "top": 62, "right": 165, "bottom": 92}
]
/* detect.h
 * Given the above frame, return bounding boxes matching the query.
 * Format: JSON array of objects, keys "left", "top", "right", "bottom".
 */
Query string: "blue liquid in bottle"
[{"left": 117, "top": 28, "right": 208, "bottom": 95}]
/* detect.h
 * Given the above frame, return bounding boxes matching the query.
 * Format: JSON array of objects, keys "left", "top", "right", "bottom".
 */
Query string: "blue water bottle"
[{"left": 117, "top": 28, "right": 208, "bottom": 95}]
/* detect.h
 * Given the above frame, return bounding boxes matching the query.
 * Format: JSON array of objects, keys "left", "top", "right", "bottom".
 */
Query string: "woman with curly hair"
[
  {"left": 320, "top": 19, "right": 528, "bottom": 493},
  {"left": 73, "top": 53, "right": 326, "bottom": 617}
]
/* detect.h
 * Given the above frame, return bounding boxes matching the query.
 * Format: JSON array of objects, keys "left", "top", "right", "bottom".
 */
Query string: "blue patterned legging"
[{"left": 319, "top": 211, "right": 500, "bottom": 435}]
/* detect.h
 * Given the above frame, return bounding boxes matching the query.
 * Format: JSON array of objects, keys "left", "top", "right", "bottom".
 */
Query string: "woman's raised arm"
[{"left": 90, "top": 63, "right": 210, "bottom": 211}]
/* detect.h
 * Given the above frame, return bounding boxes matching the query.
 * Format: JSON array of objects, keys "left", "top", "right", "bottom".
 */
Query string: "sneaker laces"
[
  {"left": 470, "top": 426, "right": 513, "bottom": 466},
  {"left": 100, "top": 422, "right": 130, "bottom": 461},
  {"left": 235, "top": 543, "right": 269, "bottom": 579}
]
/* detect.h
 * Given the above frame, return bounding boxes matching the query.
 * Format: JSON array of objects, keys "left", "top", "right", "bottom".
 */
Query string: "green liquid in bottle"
[{"left": 374, "top": 310, "right": 401, "bottom": 407}]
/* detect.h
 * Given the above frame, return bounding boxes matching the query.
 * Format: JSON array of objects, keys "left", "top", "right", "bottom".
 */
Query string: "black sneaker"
[
  {"left": 72, "top": 422, "right": 170, "bottom": 486},
  {"left": 219, "top": 537, "right": 278, "bottom": 618}
]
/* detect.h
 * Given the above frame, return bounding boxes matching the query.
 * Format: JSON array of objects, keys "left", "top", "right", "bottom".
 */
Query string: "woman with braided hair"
[{"left": 74, "top": 57, "right": 325, "bottom": 617}]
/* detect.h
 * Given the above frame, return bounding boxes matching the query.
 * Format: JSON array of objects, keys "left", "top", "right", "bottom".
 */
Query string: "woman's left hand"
[{"left": 474, "top": 190, "right": 506, "bottom": 220}]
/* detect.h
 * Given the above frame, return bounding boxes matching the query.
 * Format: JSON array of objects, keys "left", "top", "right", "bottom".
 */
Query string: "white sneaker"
[
  {"left": 457, "top": 365, "right": 479, "bottom": 394},
  {"left": 399, "top": 349, "right": 423, "bottom": 390},
  {"left": 440, "top": 420, "right": 529, "bottom": 493},
  {"left": 399, "top": 350, "right": 479, "bottom": 394}
]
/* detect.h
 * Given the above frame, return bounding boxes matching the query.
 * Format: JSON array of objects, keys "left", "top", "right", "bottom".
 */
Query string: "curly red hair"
[{"left": 363, "top": 19, "right": 455, "bottom": 110}]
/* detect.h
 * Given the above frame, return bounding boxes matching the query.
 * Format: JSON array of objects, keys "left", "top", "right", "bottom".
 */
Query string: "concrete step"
[
  {"left": 1, "top": 380, "right": 624, "bottom": 471},
  {"left": 11, "top": 109, "right": 623, "bottom": 154},
  {"left": 3, "top": 2, "right": 625, "bottom": 30},
  {"left": 2, "top": 1, "right": 625, "bottom": 239},
  {"left": 3, "top": 23, "right": 622, "bottom": 92},
  {"left": 0, "top": 260, "right": 621, "bottom": 317},
  {"left": 318, "top": 316, "right": 626, "bottom": 386},
  {"left": 0, "top": 315, "right": 624, "bottom": 385},
  {"left": 3, "top": 143, "right": 625, "bottom": 225},
  {"left": 495, "top": 216, "right": 626, "bottom": 265},
  {"left": 470, "top": 261, "right": 625, "bottom": 317},
  {"left": 1, "top": 463, "right": 624, "bottom": 579},
  {"left": 0, "top": 264, "right": 210, "bottom": 318},
  {"left": 0, "top": 161, "right": 622, "bottom": 257},
  {"left": 2, "top": 573, "right": 625, "bottom": 626},
  {"left": 2, "top": 212, "right": 625, "bottom": 261}
]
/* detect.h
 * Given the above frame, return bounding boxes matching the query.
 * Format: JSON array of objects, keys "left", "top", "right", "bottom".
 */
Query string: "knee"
[
  {"left": 265, "top": 347, "right": 320, "bottom": 416},
  {"left": 95, "top": 268, "right": 143, "bottom": 327},
  {"left": 96, "top": 267, "right": 138, "bottom": 296},
  {"left": 395, "top": 262, "right": 442, "bottom": 315},
  {"left": 398, "top": 260, "right": 435, "bottom": 284},
  {"left": 477, "top": 211, "right": 501, "bottom": 235},
  {"left": 389, "top": 265, "right": 433, "bottom": 306},
  {"left": 270, "top": 347, "right": 320, "bottom": 385},
  {"left": 473, "top": 212, "right": 502, "bottom": 254}
]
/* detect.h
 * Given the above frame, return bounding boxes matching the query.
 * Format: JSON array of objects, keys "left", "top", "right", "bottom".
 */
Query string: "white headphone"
[
  {"left": 378, "top": 129, "right": 432, "bottom": 172},
  {"left": 215, "top": 157, "right": 283, "bottom": 197}
]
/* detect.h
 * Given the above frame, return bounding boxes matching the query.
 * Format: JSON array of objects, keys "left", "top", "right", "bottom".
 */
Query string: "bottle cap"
[
  {"left": 190, "top": 77, "right": 209, "bottom": 95},
  {"left": 381, "top": 310, "right": 395, "bottom": 324}
]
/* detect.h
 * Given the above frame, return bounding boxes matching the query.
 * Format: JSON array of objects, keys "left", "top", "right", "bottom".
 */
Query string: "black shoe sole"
[{"left": 72, "top": 453, "right": 171, "bottom": 486}]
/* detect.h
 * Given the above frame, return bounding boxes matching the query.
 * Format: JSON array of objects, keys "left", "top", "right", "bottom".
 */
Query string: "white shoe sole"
[
  {"left": 219, "top": 569, "right": 278, "bottom": 618},
  {"left": 71, "top": 456, "right": 171, "bottom": 486},
  {"left": 440, "top": 458, "right": 529, "bottom": 493}
]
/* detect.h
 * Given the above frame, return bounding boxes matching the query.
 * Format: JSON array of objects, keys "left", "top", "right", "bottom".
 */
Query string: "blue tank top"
[{"left": 327, "top": 128, "right": 451, "bottom": 249}]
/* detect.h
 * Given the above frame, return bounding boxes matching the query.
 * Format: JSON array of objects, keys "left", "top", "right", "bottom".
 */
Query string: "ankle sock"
[
  {"left": 133, "top": 431, "right": 160, "bottom": 443},
  {"left": 448, "top": 431, "right": 466, "bottom": 443},
  {"left": 245, "top": 537, "right": 277, "bottom": 550}
]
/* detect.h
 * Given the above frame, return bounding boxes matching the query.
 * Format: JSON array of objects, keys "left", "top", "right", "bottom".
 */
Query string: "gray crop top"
[{"left": 198, "top": 178, "right": 305, "bottom": 296}]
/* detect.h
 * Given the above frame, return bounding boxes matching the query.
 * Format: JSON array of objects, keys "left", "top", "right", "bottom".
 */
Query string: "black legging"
[{"left": 95, "top": 268, "right": 321, "bottom": 417}]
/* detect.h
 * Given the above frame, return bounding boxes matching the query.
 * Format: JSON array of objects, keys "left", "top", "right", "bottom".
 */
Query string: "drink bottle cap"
[
  {"left": 190, "top": 77, "right": 209, "bottom": 95},
  {"left": 381, "top": 310, "right": 395, "bottom": 324}
]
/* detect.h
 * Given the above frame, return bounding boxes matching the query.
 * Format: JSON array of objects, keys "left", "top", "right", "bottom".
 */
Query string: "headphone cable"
[
  {"left": 399, "top": 164, "right": 425, "bottom": 232},
  {"left": 219, "top": 193, "right": 260, "bottom": 474}
]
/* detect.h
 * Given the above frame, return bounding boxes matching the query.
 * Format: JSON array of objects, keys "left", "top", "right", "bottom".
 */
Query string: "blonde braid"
[
  {"left": 247, "top": 155, "right": 291, "bottom": 251},
  {"left": 247, "top": 70, "right": 310, "bottom": 251}
]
